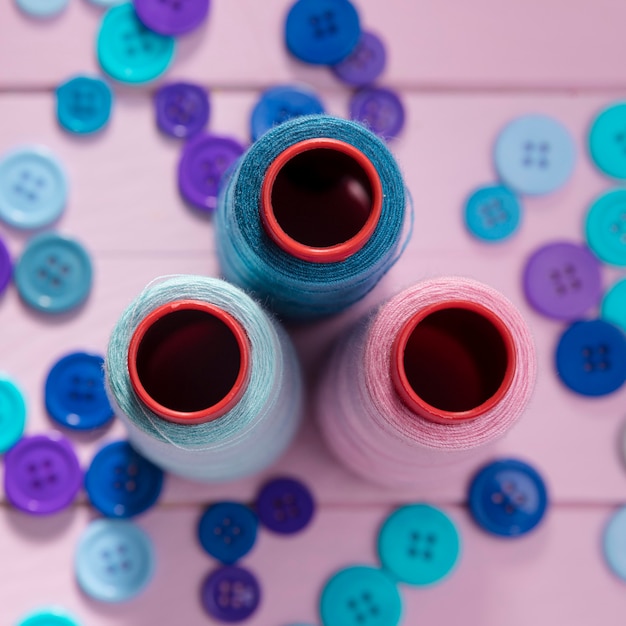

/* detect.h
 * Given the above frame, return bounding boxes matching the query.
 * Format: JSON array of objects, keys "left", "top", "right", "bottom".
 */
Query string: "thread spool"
[
  {"left": 105, "top": 276, "right": 303, "bottom": 482},
  {"left": 316, "top": 278, "right": 536, "bottom": 486}
]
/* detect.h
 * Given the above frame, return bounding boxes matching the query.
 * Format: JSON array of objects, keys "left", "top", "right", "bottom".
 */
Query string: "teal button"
[
  {"left": 602, "top": 278, "right": 626, "bottom": 332},
  {"left": 17, "top": 608, "right": 81, "bottom": 626},
  {"left": 319, "top": 566, "right": 402, "bottom": 626},
  {"left": 0, "top": 375, "right": 26, "bottom": 454},
  {"left": 97, "top": 4, "right": 176, "bottom": 84},
  {"left": 378, "top": 504, "right": 460, "bottom": 586},
  {"left": 589, "top": 102, "right": 626, "bottom": 179},
  {"left": 586, "top": 189, "right": 626, "bottom": 266},
  {"left": 56, "top": 76, "right": 113, "bottom": 135},
  {"left": 464, "top": 184, "right": 521, "bottom": 242}
]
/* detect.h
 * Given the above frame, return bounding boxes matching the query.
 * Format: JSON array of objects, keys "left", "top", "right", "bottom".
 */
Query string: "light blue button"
[
  {"left": 603, "top": 506, "right": 626, "bottom": 581},
  {"left": 464, "top": 184, "right": 521, "bottom": 242},
  {"left": 589, "top": 102, "right": 626, "bottom": 180},
  {"left": 586, "top": 189, "right": 626, "bottom": 266},
  {"left": 56, "top": 76, "right": 113, "bottom": 135},
  {"left": 87, "top": 0, "right": 125, "bottom": 7},
  {"left": 15, "top": 0, "right": 68, "bottom": 18},
  {"left": 17, "top": 607, "right": 81, "bottom": 626},
  {"left": 602, "top": 279, "right": 626, "bottom": 333},
  {"left": 75, "top": 519, "right": 155, "bottom": 602},
  {"left": 0, "top": 375, "right": 26, "bottom": 454},
  {"left": 494, "top": 114, "right": 576, "bottom": 195},
  {"left": 0, "top": 146, "right": 67, "bottom": 230}
]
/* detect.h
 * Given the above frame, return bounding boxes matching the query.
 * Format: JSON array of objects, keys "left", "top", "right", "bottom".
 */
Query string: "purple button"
[
  {"left": 178, "top": 133, "right": 245, "bottom": 212},
  {"left": 331, "top": 31, "right": 386, "bottom": 86},
  {"left": 349, "top": 86, "right": 405, "bottom": 140},
  {"left": 256, "top": 477, "right": 315, "bottom": 535},
  {"left": 200, "top": 565, "right": 261, "bottom": 623},
  {"left": 523, "top": 241, "right": 603, "bottom": 320},
  {"left": 0, "top": 236, "right": 12, "bottom": 295},
  {"left": 4, "top": 432, "right": 82, "bottom": 515},
  {"left": 155, "top": 82, "right": 210, "bottom": 139},
  {"left": 134, "top": 0, "right": 210, "bottom": 36}
]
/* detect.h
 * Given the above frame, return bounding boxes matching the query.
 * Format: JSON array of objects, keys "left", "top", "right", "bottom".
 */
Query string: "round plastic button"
[
  {"left": 154, "top": 82, "right": 210, "bottom": 139},
  {"left": 285, "top": 0, "right": 361, "bottom": 65},
  {"left": 85, "top": 441, "right": 164, "bottom": 518},
  {"left": 0, "top": 374, "right": 27, "bottom": 454},
  {"left": 468, "top": 458, "right": 548, "bottom": 537},
  {"left": 0, "top": 236, "right": 12, "bottom": 296},
  {"left": 87, "top": 0, "right": 126, "bottom": 6},
  {"left": 603, "top": 506, "right": 626, "bottom": 581},
  {"left": 45, "top": 352, "right": 114, "bottom": 431},
  {"left": 464, "top": 184, "right": 521, "bottom": 242},
  {"left": 250, "top": 85, "right": 325, "bottom": 142},
  {"left": 56, "top": 76, "right": 113, "bottom": 135},
  {"left": 320, "top": 566, "right": 402, "bottom": 626},
  {"left": 522, "top": 241, "right": 603, "bottom": 320},
  {"left": 4, "top": 432, "right": 81, "bottom": 515},
  {"left": 349, "top": 87, "right": 405, "bottom": 140},
  {"left": 589, "top": 102, "right": 626, "bottom": 180},
  {"left": 0, "top": 146, "right": 67, "bottom": 230},
  {"left": 134, "top": 0, "right": 210, "bottom": 36},
  {"left": 378, "top": 504, "right": 460, "bottom": 586},
  {"left": 602, "top": 278, "right": 626, "bottom": 333},
  {"left": 555, "top": 319, "right": 626, "bottom": 396},
  {"left": 97, "top": 3, "right": 176, "bottom": 85},
  {"left": 331, "top": 31, "right": 386, "bottom": 86},
  {"left": 75, "top": 518, "right": 155, "bottom": 602},
  {"left": 586, "top": 189, "right": 626, "bottom": 266},
  {"left": 494, "top": 114, "right": 576, "bottom": 195},
  {"left": 17, "top": 608, "right": 81, "bottom": 626},
  {"left": 178, "top": 133, "right": 245, "bottom": 212},
  {"left": 15, "top": 0, "right": 68, "bottom": 18},
  {"left": 200, "top": 565, "right": 261, "bottom": 622},
  {"left": 256, "top": 477, "right": 315, "bottom": 535},
  {"left": 198, "top": 502, "right": 258, "bottom": 565}
]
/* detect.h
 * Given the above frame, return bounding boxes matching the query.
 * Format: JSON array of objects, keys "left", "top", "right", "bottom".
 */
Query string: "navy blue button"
[
  {"left": 197, "top": 502, "right": 258, "bottom": 565},
  {"left": 256, "top": 477, "right": 315, "bottom": 535},
  {"left": 468, "top": 459, "right": 548, "bottom": 537},
  {"left": 349, "top": 87, "right": 405, "bottom": 140},
  {"left": 85, "top": 441, "right": 164, "bottom": 518},
  {"left": 555, "top": 319, "right": 626, "bottom": 396}
]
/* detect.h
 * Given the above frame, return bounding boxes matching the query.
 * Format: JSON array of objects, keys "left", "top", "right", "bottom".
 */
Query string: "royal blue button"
[
  {"left": 56, "top": 76, "right": 113, "bottom": 135},
  {"left": 15, "top": 0, "right": 68, "bottom": 18},
  {"left": 464, "top": 184, "right": 521, "bottom": 242},
  {"left": 0, "top": 235, "right": 12, "bottom": 296},
  {"left": 250, "top": 85, "right": 325, "bottom": 142},
  {"left": 17, "top": 608, "right": 81, "bottom": 626},
  {"left": 0, "top": 374, "right": 27, "bottom": 454},
  {"left": 85, "top": 441, "right": 164, "bottom": 518},
  {"left": 349, "top": 87, "right": 405, "bottom": 140},
  {"left": 201, "top": 565, "right": 261, "bottom": 622},
  {"left": 154, "top": 82, "right": 210, "bottom": 139},
  {"left": 604, "top": 506, "right": 626, "bottom": 581},
  {"left": 586, "top": 189, "right": 626, "bottom": 266},
  {"left": 602, "top": 278, "right": 626, "bottom": 333},
  {"left": 555, "top": 319, "right": 626, "bottom": 396},
  {"left": 331, "top": 30, "right": 386, "bottom": 86},
  {"left": 468, "top": 458, "right": 548, "bottom": 537},
  {"left": 256, "top": 477, "right": 315, "bottom": 535},
  {"left": 589, "top": 102, "right": 626, "bottom": 180},
  {"left": 134, "top": 0, "right": 210, "bottom": 36},
  {"left": 285, "top": 0, "right": 361, "bottom": 65},
  {"left": 75, "top": 519, "right": 155, "bottom": 602},
  {"left": 198, "top": 502, "right": 258, "bottom": 565}
]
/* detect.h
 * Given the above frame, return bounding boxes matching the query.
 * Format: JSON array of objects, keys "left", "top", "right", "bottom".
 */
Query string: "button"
[
  {"left": 0, "top": 235, "right": 12, "bottom": 295},
  {"left": 589, "top": 102, "right": 626, "bottom": 180},
  {"left": 555, "top": 319, "right": 626, "bottom": 396},
  {"left": 331, "top": 30, "right": 386, "bottom": 86},
  {"left": 200, "top": 565, "right": 261, "bottom": 622},
  {"left": 56, "top": 75, "right": 113, "bottom": 135},
  {"left": 0, "top": 146, "right": 67, "bottom": 230},
  {"left": 134, "top": 0, "right": 210, "bottom": 36},
  {"left": 15, "top": 0, "right": 68, "bottom": 18},
  {"left": 17, "top": 608, "right": 81, "bottom": 626},
  {"left": 75, "top": 518, "right": 155, "bottom": 602},
  {"left": 464, "top": 184, "right": 521, "bottom": 242},
  {"left": 377, "top": 504, "right": 461, "bottom": 586},
  {"left": 154, "top": 82, "right": 210, "bottom": 139},
  {"left": 522, "top": 241, "right": 602, "bottom": 320},
  {"left": 15, "top": 232, "right": 93, "bottom": 314},
  {"left": 4, "top": 432, "right": 81, "bottom": 515},
  {"left": 494, "top": 114, "right": 576, "bottom": 195},
  {"left": 256, "top": 477, "right": 315, "bottom": 535},
  {"left": 85, "top": 441, "right": 164, "bottom": 518},
  {"left": 87, "top": 0, "right": 125, "bottom": 6},
  {"left": 603, "top": 506, "right": 626, "bottom": 581},
  {"left": 586, "top": 189, "right": 626, "bottom": 266},
  {"left": 197, "top": 502, "right": 258, "bottom": 565},
  {"left": 0, "top": 374, "right": 27, "bottom": 454},
  {"left": 349, "top": 87, "right": 405, "bottom": 140},
  {"left": 178, "top": 133, "right": 245, "bottom": 212},
  {"left": 319, "top": 566, "right": 402, "bottom": 626},
  {"left": 602, "top": 278, "right": 626, "bottom": 333},
  {"left": 250, "top": 85, "right": 325, "bottom": 142},
  {"left": 45, "top": 352, "right": 114, "bottom": 431},
  {"left": 97, "top": 3, "right": 176, "bottom": 85},
  {"left": 285, "top": 0, "right": 361, "bottom": 65}
]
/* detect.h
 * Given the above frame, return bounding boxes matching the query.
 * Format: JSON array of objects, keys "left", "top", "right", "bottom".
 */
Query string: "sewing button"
[
  {"left": 256, "top": 477, "right": 315, "bottom": 535},
  {"left": 586, "top": 189, "right": 626, "bottom": 266},
  {"left": 555, "top": 319, "right": 626, "bottom": 396},
  {"left": 331, "top": 30, "right": 386, "bottom": 86},
  {"left": 285, "top": 0, "right": 361, "bottom": 65},
  {"left": 200, "top": 565, "right": 261, "bottom": 622},
  {"left": 154, "top": 82, "right": 210, "bottom": 139},
  {"left": 4, "top": 432, "right": 81, "bottom": 515},
  {"left": 56, "top": 75, "right": 113, "bottom": 135},
  {"left": 15, "top": 232, "right": 93, "bottom": 314},
  {"left": 17, "top": 608, "right": 81, "bottom": 626},
  {"left": 0, "top": 235, "right": 12, "bottom": 295},
  {"left": 0, "top": 375, "right": 26, "bottom": 454},
  {"left": 603, "top": 506, "right": 626, "bottom": 581},
  {"left": 134, "top": 0, "right": 210, "bottom": 36},
  {"left": 15, "top": 0, "right": 68, "bottom": 18},
  {"left": 0, "top": 146, "right": 67, "bottom": 230},
  {"left": 320, "top": 566, "right": 402, "bottom": 626},
  {"left": 97, "top": 3, "right": 176, "bottom": 84},
  {"left": 87, "top": 0, "right": 125, "bottom": 6},
  {"left": 602, "top": 278, "right": 626, "bottom": 333},
  {"left": 589, "top": 102, "right": 626, "bottom": 180},
  {"left": 75, "top": 519, "right": 155, "bottom": 602},
  {"left": 464, "top": 184, "right": 521, "bottom": 242},
  {"left": 522, "top": 241, "right": 602, "bottom": 320},
  {"left": 349, "top": 87, "right": 405, "bottom": 140},
  {"left": 85, "top": 441, "right": 164, "bottom": 518}
]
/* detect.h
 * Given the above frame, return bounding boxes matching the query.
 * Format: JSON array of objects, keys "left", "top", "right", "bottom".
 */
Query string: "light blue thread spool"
[{"left": 105, "top": 276, "right": 303, "bottom": 482}]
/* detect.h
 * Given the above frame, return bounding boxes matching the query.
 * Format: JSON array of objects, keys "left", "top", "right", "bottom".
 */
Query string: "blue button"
[
  {"left": 378, "top": 504, "right": 461, "bottom": 586},
  {"left": 45, "top": 352, "right": 114, "bottom": 431},
  {"left": 331, "top": 30, "right": 387, "bottom": 87},
  {"left": 603, "top": 506, "right": 626, "bottom": 581},
  {"left": 285, "top": 0, "right": 361, "bottom": 65},
  {"left": 494, "top": 114, "right": 576, "bottom": 195},
  {"left": 589, "top": 102, "right": 626, "bottom": 180},
  {"left": 201, "top": 565, "right": 261, "bottom": 622},
  {"left": 602, "top": 278, "right": 626, "bottom": 333},
  {"left": 15, "top": 0, "right": 68, "bottom": 18},
  {"left": 17, "top": 608, "right": 81, "bottom": 626},
  {"left": 198, "top": 502, "right": 258, "bottom": 565},
  {"left": 250, "top": 85, "right": 325, "bottom": 142},
  {"left": 85, "top": 441, "right": 164, "bottom": 518},
  {"left": 586, "top": 189, "right": 626, "bottom": 266},
  {"left": 0, "top": 146, "right": 67, "bottom": 230},
  {"left": 87, "top": 0, "right": 125, "bottom": 6},
  {"left": 464, "top": 185, "right": 521, "bottom": 242},
  {"left": 468, "top": 458, "right": 548, "bottom": 537},
  {"left": 56, "top": 76, "right": 113, "bottom": 135},
  {"left": 320, "top": 566, "right": 402, "bottom": 626},
  {"left": 0, "top": 374, "right": 27, "bottom": 454},
  {"left": 75, "top": 518, "right": 155, "bottom": 602},
  {"left": 349, "top": 87, "right": 405, "bottom": 140}
]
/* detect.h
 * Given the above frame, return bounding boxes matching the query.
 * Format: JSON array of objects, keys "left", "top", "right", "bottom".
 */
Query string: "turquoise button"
[
  {"left": 589, "top": 102, "right": 626, "bottom": 179},
  {"left": 97, "top": 3, "right": 176, "bottom": 84},
  {"left": 586, "top": 189, "right": 626, "bottom": 266},
  {"left": 17, "top": 608, "right": 81, "bottom": 626},
  {"left": 464, "top": 184, "right": 521, "bottom": 242},
  {"left": 378, "top": 504, "right": 460, "bottom": 586},
  {"left": 15, "top": 0, "right": 68, "bottom": 18},
  {"left": 602, "top": 278, "right": 626, "bottom": 332},
  {"left": 56, "top": 76, "right": 113, "bottom": 135},
  {"left": 0, "top": 375, "right": 26, "bottom": 454},
  {"left": 319, "top": 566, "right": 402, "bottom": 626}
]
